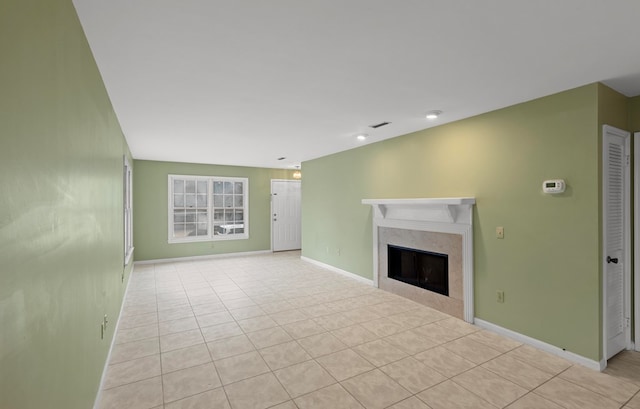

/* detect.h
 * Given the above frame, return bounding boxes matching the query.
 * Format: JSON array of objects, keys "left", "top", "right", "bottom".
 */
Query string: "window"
[
  {"left": 168, "top": 174, "right": 248, "bottom": 243},
  {"left": 124, "top": 156, "right": 133, "bottom": 265}
]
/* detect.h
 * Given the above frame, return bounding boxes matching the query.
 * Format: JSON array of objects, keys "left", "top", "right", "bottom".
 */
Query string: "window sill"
[{"left": 168, "top": 234, "right": 249, "bottom": 244}]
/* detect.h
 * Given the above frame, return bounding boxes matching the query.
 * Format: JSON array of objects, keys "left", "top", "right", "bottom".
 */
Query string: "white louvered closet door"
[{"left": 603, "top": 125, "right": 630, "bottom": 360}]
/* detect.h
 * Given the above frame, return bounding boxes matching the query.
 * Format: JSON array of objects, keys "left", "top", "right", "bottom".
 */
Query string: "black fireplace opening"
[{"left": 387, "top": 245, "right": 449, "bottom": 296}]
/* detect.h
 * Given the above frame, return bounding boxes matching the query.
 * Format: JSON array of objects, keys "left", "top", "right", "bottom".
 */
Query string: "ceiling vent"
[{"left": 369, "top": 122, "right": 391, "bottom": 129}]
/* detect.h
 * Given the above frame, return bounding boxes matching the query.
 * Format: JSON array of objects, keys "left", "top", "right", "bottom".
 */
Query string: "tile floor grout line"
[
  {"left": 437, "top": 340, "right": 516, "bottom": 406},
  {"left": 504, "top": 347, "right": 573, "bottom": 378},
  {"left": 554, "top": 365, "right": 640, "bottom": 407},
  {"left": 100, "top": 371, "right": 163, "bottom": 393},
  {"left": 335, "top": 367, "right": 375, "bottom": 409},
  {"left": 190, "top": 272, "right": 233, "bottom": 409},
  {"left": 154, "top": 263, "right": 169, "bottom": 408},
  {"left": 220, "top": 281, "right": 288, "bottom": 408},
  {"left": 525, "top": 371, "right": 580, "bottom": 409},
  {"left": 446, "top": 376, "right": 507, "bottom": 409},
  {"left": 624, "top": 390, "right": 640, "bottom": 408},
  {"left": 162, "top": 267, "right": 209, "bottom": 407}
]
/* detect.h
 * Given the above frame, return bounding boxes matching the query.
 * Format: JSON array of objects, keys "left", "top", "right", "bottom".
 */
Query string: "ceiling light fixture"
[
  {"left": 356, "top": 134, "right": 368, "bottom": 141},
  {"left": 292, "top": 165, "right": 302, "bottom": 180},
  {"left": 426, "top": 110, "right": 443, "bottom": 120}
]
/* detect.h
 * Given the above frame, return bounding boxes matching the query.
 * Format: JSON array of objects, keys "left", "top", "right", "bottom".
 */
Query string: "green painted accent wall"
[
  {"left": 630, "top": 96, "right": 640, "bottom": 131},
  {"left": 598, "top": 83, "right": 629, "bottom": 132},
  {"left": 302, "top": 84, "right": 609, "bottom": 360},
  {"left": 133, "top": 160, "right": 295, "bottom": 261},
  {"left": 0, "top": 1, "right": 132, "bottom": 408}
]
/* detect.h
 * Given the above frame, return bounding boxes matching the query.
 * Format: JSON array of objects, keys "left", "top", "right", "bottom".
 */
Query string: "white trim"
[
  {"left": 301, "top": 256, "right": 374, "bottom": 286},
  {"left": 635, "top": 131, "right": 640, "bottom": 352},
  {"left": 372, "top": 220, "right": 379, "bottom": 288},
  {"left": 123, "top": 155, "right": 134, "bottom": 266},
  {"left": 124, "top": 247, "right": 134, "bottom": 266},
  {"left": 602, "top": 125, "right": 632, "bottom": 362},
  {"left": 474, "top": 318, "right": 604, "bottom": 371},
  {"left": 93, "top": 266, "right": 134, "bottom": 409},
  {"left": 362, "top": 198, "right": 475, "bottom": 323},
  {"left": 362, "top": 198, "right": 475, "bottom": 224},
  {"left": 134, "top": 250, "right": 271, "bottom": 265}
]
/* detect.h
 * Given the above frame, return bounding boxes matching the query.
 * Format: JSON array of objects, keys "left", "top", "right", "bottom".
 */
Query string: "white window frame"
[
  {"left": 123, "top": 156, "right": 134, "bottom": 265},
  {"left": 168, "top": 174, "right": 249, "bottom": 243}
]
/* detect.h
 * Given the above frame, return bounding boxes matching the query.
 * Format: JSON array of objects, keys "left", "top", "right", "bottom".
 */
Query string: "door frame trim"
[
  {"left": 634, "top": 131, "right": 639, "bottom": 352},
  {"left": 270, "top": 179, "right": 302, "bottom": 252},
  {"left": 602, "top": 124, "right": 632, "bottom": 364}
]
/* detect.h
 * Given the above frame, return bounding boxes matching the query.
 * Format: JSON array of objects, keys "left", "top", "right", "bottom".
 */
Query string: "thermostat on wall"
[{"left": 542, "top": 179, "right": 565, "bottom": 194}]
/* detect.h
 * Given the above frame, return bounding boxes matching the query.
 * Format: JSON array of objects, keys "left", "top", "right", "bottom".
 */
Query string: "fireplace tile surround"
[
  {"left": 380, "top": 228, "right": 463, "bottom": 318},
  {"left": 362, "top": 198, "right": 475, "bottom": 322}
]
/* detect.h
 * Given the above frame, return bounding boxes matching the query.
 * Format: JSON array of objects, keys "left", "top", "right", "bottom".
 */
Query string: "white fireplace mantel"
[
  {"left": 361, "top": 197, "right": 475, "bottom": 224},
  {"left": 362, "top": 197, "right": 476, "bottom": 323}
]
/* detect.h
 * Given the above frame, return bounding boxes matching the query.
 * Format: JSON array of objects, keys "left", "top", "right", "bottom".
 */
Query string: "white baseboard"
[
  {"left": 474, "top": 318, "right": 604, "bottom": 371},
  {"left": 134, "top": 250, "right": 272, "bottom": 265},
  {"left": 93, "top": 268, "right": 134, "bottom": 409},
  {"left": 301, "top": 256, "right": 374, "bottom": 286}
]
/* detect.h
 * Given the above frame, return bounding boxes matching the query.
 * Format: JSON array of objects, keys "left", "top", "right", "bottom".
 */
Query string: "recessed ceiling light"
[
  {"left": 356, "top": 134, "right": 368, "bottom": 141},
  {"left": 426, "top": 110, "right": 443, "bottom": 120}
]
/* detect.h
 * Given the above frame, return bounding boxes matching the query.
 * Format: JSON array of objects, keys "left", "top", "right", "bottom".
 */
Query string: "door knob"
[{"left": 606, "top": 256, "right": 619, "bottom": 264}]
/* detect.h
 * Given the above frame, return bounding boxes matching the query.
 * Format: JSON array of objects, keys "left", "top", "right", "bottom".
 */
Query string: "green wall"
[
  {"left": 133, "top": 160, "right": 296, "bottom": 261},
  {"left": 302, "top": 84, "right": 609, "bottom": 360},
  {"left": 0, "top": 1, "right": 132, "bottom": 408},
  {"left": 630, "top": 96, "right": 640, "bottom": 131}
]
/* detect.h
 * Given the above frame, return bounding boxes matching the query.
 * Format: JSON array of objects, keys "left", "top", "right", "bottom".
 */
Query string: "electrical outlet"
[
  {"left": 497, "top": 290, "right": 505, "bottom": 303},
  {"left": 496, "top": 226, "right": 504, "bottom": 239},
  {"left": 337, "top": 248, "right": 341, "bottom": 256}
]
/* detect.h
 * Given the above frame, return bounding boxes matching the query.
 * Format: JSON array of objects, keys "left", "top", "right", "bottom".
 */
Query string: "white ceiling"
[{"left": 72, "top": 0, "right": 640, "bottom": 169}]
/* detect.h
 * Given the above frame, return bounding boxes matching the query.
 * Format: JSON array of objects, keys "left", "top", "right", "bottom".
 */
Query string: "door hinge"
[
  {"left": 626, "top": 155, "right": 630, "bottom": 166},
  {"left": 625, "top": 317, "right": 631, "bottom": 328}
]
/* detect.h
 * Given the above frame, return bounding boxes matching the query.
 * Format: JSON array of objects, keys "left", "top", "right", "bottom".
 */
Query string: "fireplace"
[
  {"left": 388, "top": 245, "right": 448, "bottom": 296},
  {"left": 379, "top": 229, "right": 461, "bottom": 317},
  {"left": 362, "top": 197, "right": 475, "bottom": 322}
]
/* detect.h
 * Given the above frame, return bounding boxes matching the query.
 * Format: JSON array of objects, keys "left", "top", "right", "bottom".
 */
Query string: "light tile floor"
[{"left": 97, "top": 251, "right": 640, "bottom": 409}]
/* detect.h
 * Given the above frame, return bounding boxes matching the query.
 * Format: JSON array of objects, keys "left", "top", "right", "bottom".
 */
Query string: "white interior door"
[
  {"left": 603, "top": 125, "right": 631, "bottom": 360},
  {"left": 271, "top": 180, "right": 301, "bottom": 251}
]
